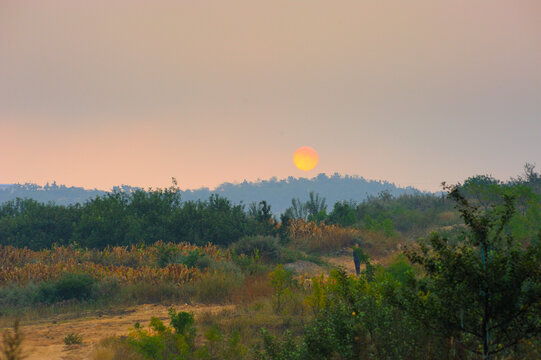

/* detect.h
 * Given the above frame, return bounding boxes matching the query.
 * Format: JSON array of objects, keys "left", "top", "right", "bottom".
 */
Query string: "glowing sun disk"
[{"left": 293, "top": 146, "right": 319, "bottom": 171}]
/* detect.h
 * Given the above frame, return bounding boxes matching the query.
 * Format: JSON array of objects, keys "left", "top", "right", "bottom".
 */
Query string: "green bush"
[
  {"left": 180, "top": 249, "right": 212, "bottom": 270},
  {"left": 231, "top": 251, "right": 267, "bottom": 275},
  {"left": 155, "top": 246, "right": 213, "bottom": 270},
  {"left": 279, "top": 248, "right": 325, "bottom": 266},
  {"left": 0, "top": 278, "right": 121, "bottom": 311},
  {"left": 258, "top": 268, "right": 448, "bottom": 360},
  {"left": 197, "top": 326, "right": 247, "bottom": 360},
  {"left": 90, "top": 278, "right": 121, "bottom": 300},
  {"left": 36, "top": 273, "right": 95, "bottom": 304},
  {"left": 64, "top": 333, "right": 83, "bottom": 345},
  {"left": 168, "top": 309, "right": 196, "bottom": 344},
  {"left": 154, "top": 244, "right": 181, "bottom": 268},
  {"left": 127, "top": 309, "right": 197, "bottom": 360},
  {"left": 233, "top": 236, "right": 281, "bottom": 262},
  {"left": 253, "top": 329, "right": 302, "bottom": 360},
  {"left": 269, "top": 265, "right": 295, "bottom": 314},
  {"left": 0, "top": 282, "right": 40, "bottom": 309},
  {"left": 125, "top": 309, "right": 247, "bottom": 360}
]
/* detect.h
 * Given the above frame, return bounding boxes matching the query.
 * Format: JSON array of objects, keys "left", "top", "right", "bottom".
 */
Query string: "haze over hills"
[{"left": 0, "top": 174, "right": 423, "bottom": 214}]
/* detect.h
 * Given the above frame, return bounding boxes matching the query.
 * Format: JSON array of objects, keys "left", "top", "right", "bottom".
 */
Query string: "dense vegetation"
[
  {"left": 1, "top": 165, "right": 540, "bottom": 359},
  {"left": 0, "top": 242, "right": 242, "bottom": 317},
  {"left": 0, "top": 191, "right": 256, "bottom": 250},
  {"left": 0, "top": 182, "right": 448, "bottom": 251},
  {"left": 1, "top": 168, "right": 539, "bottom": 251}
]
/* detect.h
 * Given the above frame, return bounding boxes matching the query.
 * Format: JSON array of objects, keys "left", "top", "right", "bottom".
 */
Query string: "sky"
[{"left": 1, "top": 0, "right": 540, "bottom": 191}]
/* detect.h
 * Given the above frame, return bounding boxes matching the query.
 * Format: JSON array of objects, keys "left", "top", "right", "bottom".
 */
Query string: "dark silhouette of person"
[{"left": 353, "top": 242, "right": 361, "bottom": 276}]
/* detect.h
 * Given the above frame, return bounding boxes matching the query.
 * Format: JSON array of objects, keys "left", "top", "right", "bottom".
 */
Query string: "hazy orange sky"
[{"left": 1, "top": 1, "right": 540, "bottom": 191}]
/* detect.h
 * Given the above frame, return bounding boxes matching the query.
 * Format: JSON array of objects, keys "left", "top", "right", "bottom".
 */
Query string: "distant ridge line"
[{"left": 0, "top": 174, "right": 426, "bottom": 214}]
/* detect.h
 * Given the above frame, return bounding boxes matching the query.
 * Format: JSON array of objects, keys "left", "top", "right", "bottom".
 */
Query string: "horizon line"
[{"left": 1, "top": 172, "right": 428, "bottom": 193}]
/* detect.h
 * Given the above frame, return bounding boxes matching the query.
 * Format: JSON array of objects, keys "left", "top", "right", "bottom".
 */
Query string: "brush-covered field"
[{"left": 1, "top": 170, "right": 540, "bottom": 360}]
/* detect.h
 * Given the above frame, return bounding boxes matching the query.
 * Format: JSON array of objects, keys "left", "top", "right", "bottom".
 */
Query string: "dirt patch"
[
  {"left": 16, "top": 303, "right": 234, "bottom": 360},
  {"left": 324, "top": 254, "right": 358, "bottom": 275}
]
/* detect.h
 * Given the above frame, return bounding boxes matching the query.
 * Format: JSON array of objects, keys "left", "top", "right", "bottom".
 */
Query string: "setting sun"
[{"left": 293, "top": 146, "right": 319, "bottom": 171}]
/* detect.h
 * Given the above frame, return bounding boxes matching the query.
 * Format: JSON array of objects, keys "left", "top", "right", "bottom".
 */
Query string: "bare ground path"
[
  {"left": 324, "top": 254, "right": 357, "bottom": 274},
  {"left": 16, "top": 303, "right": 234, "bottom": 360}
]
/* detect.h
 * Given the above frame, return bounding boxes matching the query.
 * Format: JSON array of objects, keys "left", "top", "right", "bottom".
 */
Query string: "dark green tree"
[
  {"left": 286, "top": 198, "right": 308, "bottom": 220},
  {"left": 327, "top": 201, "right": 358, "bottom": 227},
  {"left": 404, "top": 185, "right": 541, "bottom": 359},
  {"left": 284, "top": 192, "right": 327, "bottom": 223},
  {"left": 124, "top": 188, "right": 181, "bottom": 244},
  {"left": 73, "top": 192, "right": 129, "bottom": 248},
  {"left": 198, "top": 194, "right": 248, "bottom": 246},
  {"left": 305, "top": 192, "right": 327, "bottom": 219},
  {"left": 248, "top": 200, "right": 276, "bottom": 236},
  {"left": 0, "top": 198, "right": 79, "bottom": 249}
]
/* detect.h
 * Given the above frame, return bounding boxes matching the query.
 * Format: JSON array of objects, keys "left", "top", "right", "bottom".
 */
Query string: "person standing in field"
[{"left": 353, "top": 242, "right": 361, "bottom": 276}]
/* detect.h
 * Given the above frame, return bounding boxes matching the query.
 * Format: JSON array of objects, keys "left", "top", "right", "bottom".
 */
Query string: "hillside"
[{"left": 0, "top": 174, "right": 422, "bottom": 213}]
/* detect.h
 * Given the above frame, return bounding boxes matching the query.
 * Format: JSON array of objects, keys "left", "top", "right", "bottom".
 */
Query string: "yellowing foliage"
[
  {"left": 289, "top": 219, "right": 361, "bottom": 253},
  {"left": 0, "top": 242, "right": 225, "bottom": 286}
]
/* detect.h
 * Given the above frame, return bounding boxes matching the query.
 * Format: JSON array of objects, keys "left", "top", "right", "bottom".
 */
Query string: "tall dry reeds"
[
  {"left": 289, "top": 219, "right": 361, "bottom": 253},
  {"left": 289, "top": 219, "right": 405, "bottom": 258}
]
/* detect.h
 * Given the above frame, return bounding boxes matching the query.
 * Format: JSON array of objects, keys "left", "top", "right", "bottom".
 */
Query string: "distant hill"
[
  {"left": 0, "top": 182, "right": 107, "bottom": 206},
  {"left": 180, "top": 174, "right": 422, "bottom": 213},
  {"left": 0, "top": 174, "right": 424, "bottom": 214}
]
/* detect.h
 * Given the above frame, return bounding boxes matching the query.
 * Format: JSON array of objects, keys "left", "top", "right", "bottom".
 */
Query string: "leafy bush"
[
  {"left": 124, "top": 309, "right": 247, "bottom": 360},
  {"left": 168, "top": 309, "right": 196, "bottom": 341},
  {"left": 63, "top": 333, "right": 83, "bottom": 345},
  {"left": 269, "top": 265, "right": 296, "bottom": 313},
  {"left": 155, "top": 245, "right": 214, "bottom": 271},
  {"left": 253, "top": 329, "right": 302, "bottom": 360},
  {"left": 279, "top": 248, "right": 324, "bottom": 266},
  {"left": 403, "top": 187, "right": 541, "bottom": 358},
  {"left": 91, "top": 278, "right": 121, "bottom": 300},
  {"left": 180, "top": 249, "right": 212, "bottom": 270},
  {"left": 127, "top": 309, "right": 197, "bottom": 360},
  {"left": 231, "top": 251, "right": 267, "bottom": 275},
  {"left": 258, "top": 268, "right": 447, "bottom": 360},
  {"left": 233, "top": 236, "right": 281, "bottom": 262},
  {"left": 36, "top": 273, "right": 94, "bottom": 304},
  {"left": 0, "top": 283, "right": 40, "bottom": 310},
  {"left": 362, "top": 215, "right": 396, "bottom": 236},
  {"left": 154, "top": 244, "right": 180, "bottom": 268},
  {"left": 196, "top": 326, "right": 246, "bottom": 360}
]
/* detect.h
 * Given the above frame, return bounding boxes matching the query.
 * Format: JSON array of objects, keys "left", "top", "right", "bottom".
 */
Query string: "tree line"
[{"left": 0, "top": 165, "right": 539, "bottom": 251}]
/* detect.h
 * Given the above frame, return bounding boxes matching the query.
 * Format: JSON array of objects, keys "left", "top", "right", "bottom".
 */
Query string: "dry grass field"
[{"left": 15, "top": 303, "right": 234, "bottom": 360}]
